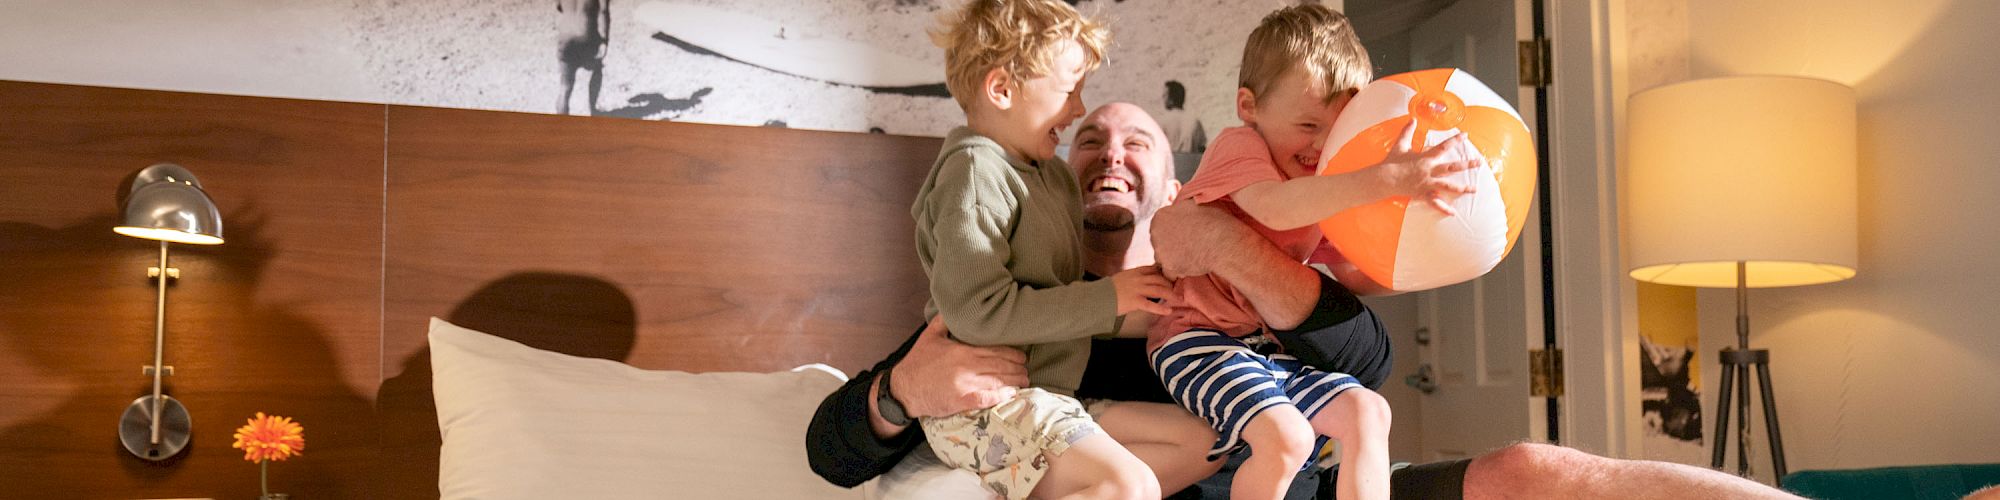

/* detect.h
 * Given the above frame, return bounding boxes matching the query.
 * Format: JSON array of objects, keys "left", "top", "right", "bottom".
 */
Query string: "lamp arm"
[
  {"left": 1736, "top": 261, "right": 1749, "bottom": 350},
  {"left": 150, "top": 240, "right": 169, "bottom": 445}
]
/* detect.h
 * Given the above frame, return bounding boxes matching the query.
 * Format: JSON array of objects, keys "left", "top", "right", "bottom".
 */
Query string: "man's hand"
[
  {"left": 1151, "top": 202, "right": 1255, "bottom": 279},
  {"left": 887, "top": 315, "right": 1030, "bottom": 419}
]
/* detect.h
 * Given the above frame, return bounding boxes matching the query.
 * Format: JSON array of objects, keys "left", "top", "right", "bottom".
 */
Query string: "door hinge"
[
  {"left": 1518, "top": 38, "right": 1551, "bottom": 88},
  {"left": 1530, "top": 348, "right": 1564, "bottom": 397}
]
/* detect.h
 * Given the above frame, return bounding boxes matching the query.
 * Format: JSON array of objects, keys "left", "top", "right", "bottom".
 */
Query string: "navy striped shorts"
[{"left": 1150, "top": 330, "right": 1362, "bottom": 467}]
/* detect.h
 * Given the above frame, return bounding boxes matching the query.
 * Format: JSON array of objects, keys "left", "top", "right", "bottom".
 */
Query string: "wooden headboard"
[{"left": 0, "top": 80, "right": 939, "bottom": 498}]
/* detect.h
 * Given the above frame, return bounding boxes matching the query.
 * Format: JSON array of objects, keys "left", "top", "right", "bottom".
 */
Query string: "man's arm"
[
  {"left": 804, "top": 316, "right": 1028, "bottom": 487},
  {"left": 1151, "top": 203, "right": 1396, "bottom": 389},
  {"left": 1151, "top": 201, "right": 1319, "bottom": 330},
  {"left": 598, "top": 0, "right": 610, "bottom": 41}
]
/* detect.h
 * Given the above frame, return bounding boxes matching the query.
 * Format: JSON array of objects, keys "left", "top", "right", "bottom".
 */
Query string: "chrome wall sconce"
[{"left": 113, "top": 163, "right": 224, "bottom": 461}]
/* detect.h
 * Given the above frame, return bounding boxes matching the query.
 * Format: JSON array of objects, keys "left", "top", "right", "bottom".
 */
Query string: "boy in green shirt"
[{"left": 909, "top": 0, "right": 1175, "bottom": 498}]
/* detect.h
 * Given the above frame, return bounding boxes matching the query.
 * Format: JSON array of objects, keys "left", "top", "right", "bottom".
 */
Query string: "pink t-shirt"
[{"left": 1148, "top": 126, "right": 1344, "bottom": 351}]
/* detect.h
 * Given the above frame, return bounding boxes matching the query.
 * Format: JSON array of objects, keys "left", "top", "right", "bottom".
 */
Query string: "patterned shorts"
[
  {"left": 1150, "top": 330, "right": 1362, "bottom": 468},
  {"left": 920, "top": 387, "right": 1101, "bottom": 500}
]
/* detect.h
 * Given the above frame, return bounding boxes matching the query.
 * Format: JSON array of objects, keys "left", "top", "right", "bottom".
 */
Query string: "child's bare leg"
[
  {"left": 1028, "top": 432, "right": 1160, "bottom": 500},
  {"left": 1234, "top": 405, "right": 1316, "bottom": 500},
  {"left": 1092, "top": 400, "right": 1224, "bottom": 493},
  {"left": 1309, "top": 388, "right": 1392, "bottom": 500}
]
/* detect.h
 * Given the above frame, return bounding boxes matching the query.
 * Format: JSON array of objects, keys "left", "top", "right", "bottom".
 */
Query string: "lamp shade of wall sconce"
[
  {"left": 114, "top": 163, "right": 224, "bottom": 245},
  {"left": 113, "top": 163, "right": 224, "bottom": 461}
]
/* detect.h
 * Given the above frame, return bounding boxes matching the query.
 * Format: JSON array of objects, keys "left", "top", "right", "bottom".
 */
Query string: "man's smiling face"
[{"left": 1069, "top": 103, "right": 1181, "bottom": 232}]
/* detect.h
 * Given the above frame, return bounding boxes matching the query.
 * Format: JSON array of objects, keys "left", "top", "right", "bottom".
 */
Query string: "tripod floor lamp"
[{"left": 1627, "top": 76, "right": 1858, "bottom": 484}]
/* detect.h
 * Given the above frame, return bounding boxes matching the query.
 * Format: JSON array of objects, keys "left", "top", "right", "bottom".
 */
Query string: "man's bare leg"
[
  {"left": 1462, "top": 443, "right": 1804, "bottom": 500},
  {"left": 1092, "top": 400, "right": 1225, "bottom": 493},
  {"left": 557, "top": 63, "right": 578, "bottom": 115},
  {"left": 585, "top": 66, "right": 604, "bottom": 115}
]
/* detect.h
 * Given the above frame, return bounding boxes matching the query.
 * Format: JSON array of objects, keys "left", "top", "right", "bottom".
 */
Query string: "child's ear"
[
  {"left": 983, "top": 67, "right": 1015, "bottom": 110},
  {"left": 1235, "top": 87, "right": 1258, "bottom": 124}
]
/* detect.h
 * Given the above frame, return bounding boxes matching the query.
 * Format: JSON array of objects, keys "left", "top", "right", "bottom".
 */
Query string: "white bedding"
[{"left": 428, "top": 317, "right": 867, "bottom": 499}]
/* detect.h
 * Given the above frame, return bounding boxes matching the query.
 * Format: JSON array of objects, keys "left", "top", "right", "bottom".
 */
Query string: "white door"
[{"left": 1396, "top": 0, "right": 1549, "bottom": 462}]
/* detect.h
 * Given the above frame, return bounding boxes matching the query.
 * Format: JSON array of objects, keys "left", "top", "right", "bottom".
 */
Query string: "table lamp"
[
  {"left": 113, "top": 163, "right": 224, "bottom": 461},
  {"left": 1627, "top": 76, "right": 1857, "bottom": 484}
]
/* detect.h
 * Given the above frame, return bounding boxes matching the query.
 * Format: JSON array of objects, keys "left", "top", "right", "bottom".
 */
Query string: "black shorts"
[
  {"left": 559, "top": 38, "right": 604, "bottom": 68},
  {"left": 1167, "top": 451, "right": 1471, "bottom": 499},
  {"left": 1313, "top": 458, "right": 1473, "bottom": 499},
  {"left": 1386, "top": 458, "right": 1473, "bottom": 500}
]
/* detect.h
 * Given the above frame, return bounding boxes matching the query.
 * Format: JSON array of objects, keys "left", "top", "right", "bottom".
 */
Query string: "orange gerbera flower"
[{"left": 231, "top": 412, "right": 305, "bottom": 463}]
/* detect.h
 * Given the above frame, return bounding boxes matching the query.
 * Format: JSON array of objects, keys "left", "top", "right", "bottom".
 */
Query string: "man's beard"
[{"left": 1082, "top": 204, "right": 1137, "bottom": 232}]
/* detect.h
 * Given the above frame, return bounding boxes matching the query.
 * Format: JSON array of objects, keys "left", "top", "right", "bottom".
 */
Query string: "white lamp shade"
[{"left": 1627, "top": 76, "right": 1857, "bottom": 288}]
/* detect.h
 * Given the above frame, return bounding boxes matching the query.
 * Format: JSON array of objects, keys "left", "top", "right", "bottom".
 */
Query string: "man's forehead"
[{"left": 1079, "top": 116, "right": 1161, "bottom": 141}]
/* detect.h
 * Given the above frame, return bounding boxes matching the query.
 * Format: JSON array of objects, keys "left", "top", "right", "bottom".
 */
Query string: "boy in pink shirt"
[{"left": 1147, "top": 5, "right": 1484, "bottom": 500}]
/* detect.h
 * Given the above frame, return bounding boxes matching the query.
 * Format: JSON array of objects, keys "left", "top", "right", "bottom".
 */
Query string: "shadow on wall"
[
  {"left": 0, "top": 208, "right": 374, "bottom": 496},
  {"left": 374, "top": 272, "right": 636, "bottom": 499},
  {"left": 598, "top": 87, "right": 713, "bottom": 120}
]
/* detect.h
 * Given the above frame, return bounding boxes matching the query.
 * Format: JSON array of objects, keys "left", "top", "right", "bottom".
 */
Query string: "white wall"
[
  {"left": 1625, "top": 0, "right": 2000, "bottom": 482},
  {"left": 1621, "top": 0, "right": 1709, "bottom": 466}
]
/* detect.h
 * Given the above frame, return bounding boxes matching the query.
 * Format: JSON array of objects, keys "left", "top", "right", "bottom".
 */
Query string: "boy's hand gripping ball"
[{"left": 1317, "top": 68, "right": 1537, "bottom": 292}]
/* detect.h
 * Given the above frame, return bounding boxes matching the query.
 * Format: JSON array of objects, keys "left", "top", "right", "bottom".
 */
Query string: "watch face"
[{"left": 878, "top": 374, "right": 911, "bottom": 425}]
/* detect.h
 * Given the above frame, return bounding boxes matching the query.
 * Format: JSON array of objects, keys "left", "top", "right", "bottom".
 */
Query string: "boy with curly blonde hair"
[
  {"left": 1147, "top": 5, "right": 1483, "bottom": 500},
  {"left": 906, "top": 0, "right": 1174, "bottom": 498}
]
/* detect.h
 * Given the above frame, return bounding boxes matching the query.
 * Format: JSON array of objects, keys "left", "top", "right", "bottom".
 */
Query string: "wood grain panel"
[
  {"left": 1, "top": 80, "right": 944, "bottom": 498},
  {"left": 0, "top": 82, "right": 384, "bottom": 498},
  {"left": 375, "top": 106, "right": 939, "bottom": 497}
]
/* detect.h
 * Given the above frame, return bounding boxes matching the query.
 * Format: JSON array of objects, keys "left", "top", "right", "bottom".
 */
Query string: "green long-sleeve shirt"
[{"left": 912, "top": 127, "right": 1120, "bottom": 395}]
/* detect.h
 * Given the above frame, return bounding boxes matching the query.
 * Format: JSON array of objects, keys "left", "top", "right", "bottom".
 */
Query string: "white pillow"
[{"left": 429, "top": 317, "right": 863, "bottom": 499}]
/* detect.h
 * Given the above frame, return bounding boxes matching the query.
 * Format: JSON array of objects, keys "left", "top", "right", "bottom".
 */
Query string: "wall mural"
[
  {"left": 0, "top": 0, "right": 1351, "bottom": 146},
  {"left": 321, "top": 0, "right": 1304, "bottom": 147}
]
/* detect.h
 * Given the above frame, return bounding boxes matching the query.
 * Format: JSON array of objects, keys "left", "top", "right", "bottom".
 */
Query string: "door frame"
[{"left": 1542, "top": 0, "right": 1640, "bottom": 458}]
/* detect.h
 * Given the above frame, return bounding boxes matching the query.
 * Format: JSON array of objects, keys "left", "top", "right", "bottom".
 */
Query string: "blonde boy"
[
  {"left": 909, "top": 0, "right": 1173, "bottom": 498},
  {"left": 1147, "top": 5, "right": 1483, "bottom": 500}
]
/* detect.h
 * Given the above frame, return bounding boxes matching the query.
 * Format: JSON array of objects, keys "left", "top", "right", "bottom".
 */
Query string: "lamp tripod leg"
[
  {"left": 1756, "top": 359, "right": 1788, "bottom": 484},
  {"left": 1710, "top": 355, "right": 1735, "bottom": 469},
  {"left": 1738, "top": 358, "right": 1751, "bottom": 476}
]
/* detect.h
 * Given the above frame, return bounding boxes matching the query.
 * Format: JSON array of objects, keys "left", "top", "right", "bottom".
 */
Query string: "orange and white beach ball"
[{"left": 1316, "top": 68, "right": 1536, "bottom": 292}]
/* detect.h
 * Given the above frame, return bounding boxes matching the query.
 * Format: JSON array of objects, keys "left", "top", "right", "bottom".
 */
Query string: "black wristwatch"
[{"left": 875, "top": 367, "right": 913, "bottom": 427}]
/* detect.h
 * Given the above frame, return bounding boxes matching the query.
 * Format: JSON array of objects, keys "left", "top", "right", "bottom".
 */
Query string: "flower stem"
[{"left": 261, "top": 460, "right": 269, "bottom": 496}]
